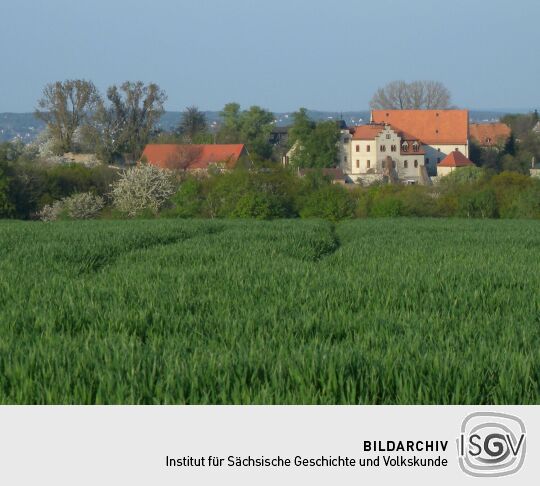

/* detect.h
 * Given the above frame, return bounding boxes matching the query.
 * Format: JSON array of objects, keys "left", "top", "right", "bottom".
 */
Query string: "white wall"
[{"left": 424, "top": 144, "right": 468, "bottom": 175}]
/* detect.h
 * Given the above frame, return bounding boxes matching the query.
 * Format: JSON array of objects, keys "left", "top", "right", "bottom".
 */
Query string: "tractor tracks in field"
[{"left": 74, "top": 225, "right": 227, "bottom": 277}]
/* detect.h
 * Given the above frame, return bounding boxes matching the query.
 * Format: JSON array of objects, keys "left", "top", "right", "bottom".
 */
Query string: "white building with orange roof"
[
  {"left": 436, "top": 150, "right": 475, "bottom": 177},
  {"left": 339, "top": 109, "right": 470, "bottom": 183}
]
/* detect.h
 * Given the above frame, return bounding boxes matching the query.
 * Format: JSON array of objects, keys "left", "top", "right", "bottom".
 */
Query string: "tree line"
[
  {"left": 1, "top": 140, "right": 539, "bottom": 221},
  {"left": 33, "top": 79, "right": 343, "bottom": 168}
]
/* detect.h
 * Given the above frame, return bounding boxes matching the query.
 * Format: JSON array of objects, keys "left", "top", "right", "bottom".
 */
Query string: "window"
[
  {"left": 386, "top": 134, "right": 391, "bottom": 139},
  {"left": 366, "top": 145, "right": 371, "bottom": 152},
  {"left": 382, "top": 160, "right": 385, "bottom": 168},
  {"left": 343, "top": 137, "right": 349, "bottom": 143},
  {"left": 402, "top": 142, "right": 409, "bottom": 152},
  {"left": 356, "top": 145, "right": 360, "bottom": 152},
  {"left": 356, "top": 160, "right": 359, "bottom": 169},
  {"left": 391, "top": 145, "right": 396, "bottom": 152},
  {"left": 413, "top": 142, "right": 419, "bottom": 152},
  {"left": 426, "top": 158, "right": 430, "bottom": 164},
  {"left": 367, "top": 160, "right": 370, "bottom": 169},
  {"left": 414, "top": 160, "right": 418, "bottom": 168},
  {"left": 404, "top": 160, "right": 408, "bottom": 168},
  {"left": 437, "top": 157, "right": 441, "bottom": 163},
  {"left": 344, "top": 156, "right": 347, "bottom": 162},
  {"left": 380, "top": 145, "right": 386, "bottom": 152}
]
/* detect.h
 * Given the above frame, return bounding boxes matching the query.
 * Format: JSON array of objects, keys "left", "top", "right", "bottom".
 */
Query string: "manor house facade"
[{"left": 340, "top": 110, "right": 469, "bottom": 184}]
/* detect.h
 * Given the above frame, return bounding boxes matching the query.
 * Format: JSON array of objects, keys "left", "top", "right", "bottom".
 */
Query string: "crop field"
[{"left": 0, "top": 218, "right": 539, "bottom": 404}]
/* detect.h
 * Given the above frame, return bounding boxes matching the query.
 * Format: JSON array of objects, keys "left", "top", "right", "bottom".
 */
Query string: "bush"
[
  {"left": 39, "top": 192, "right": 105, "bottom": 221},
  {"left": 0, "top": 165, "right": 14, "bottom": 218},
  {"left": 299, "top": 185, "right": 355, "bottom": 221},
  {"left": 63, "top": 192, "right": 105, "bottom": 219},
  {"left": 111, "top": 164, "right": 176, "bottom": 217},
  {"left": 504, "top": 180, "right": 540, "bottom": 219},
  {"left": 166, "top": 177, "right": 205, "bottom": 218},
  {"left": 489, "top": 172, "right": 533, "bottom": 218},
  {"left": 201, "top": 168, "right": 300, "bottom": 219},
  {"left": 457, "top": 189, "right": 498, "bottom": 218},
  {"left": 38, "top": 200, "right": 65, "bottom": 222}
]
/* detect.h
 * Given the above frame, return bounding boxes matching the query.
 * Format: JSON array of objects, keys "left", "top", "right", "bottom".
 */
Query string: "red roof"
[
  {"left": 469, "top": 123, "right": 511, "bottom": 146},
  {"left": 371, "top": 110, "right": 469, "bottom": 145},
  {"left": 438, "top": 150, "right": 474, "bottom": 168},
  {"left": 141, "top": 144, "right": 246, "bottom": 170},
  {"left": 351, "top": 125, "right": 385, "bottom": 140}
]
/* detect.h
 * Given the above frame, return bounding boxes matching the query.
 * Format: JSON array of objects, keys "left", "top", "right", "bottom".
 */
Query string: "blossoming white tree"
[
  {"left": 39, "top": 192, "right": 105, "bottom": 221},
  {"left": 110, "top": 164, "right": 175, "bottom": 217}
]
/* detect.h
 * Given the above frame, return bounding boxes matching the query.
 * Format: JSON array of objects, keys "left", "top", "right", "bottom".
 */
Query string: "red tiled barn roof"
[
  {"left": 438, "top": 150, "right": 474, "bottom": 168},
  {"left": 469, "top": 123, "right": 511, "bottom": 146},
  {"left": 141, "top": 144, "right": 246, "bottom": 170},
  {"left": 371, "top": 110, "right": 469, "bottom": 145}
]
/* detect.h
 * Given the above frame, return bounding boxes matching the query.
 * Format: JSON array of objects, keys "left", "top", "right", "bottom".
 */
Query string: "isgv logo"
[{"left": 457, "top": 412, "right": 526, "bottom": 477}]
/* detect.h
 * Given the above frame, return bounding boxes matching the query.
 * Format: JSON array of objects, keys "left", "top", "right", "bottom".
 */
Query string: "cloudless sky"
[{"left": 1, "top": 0, "right": 538, "bottom": 112}]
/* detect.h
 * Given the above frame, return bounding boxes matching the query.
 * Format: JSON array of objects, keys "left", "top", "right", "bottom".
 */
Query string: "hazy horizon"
[{"left": 1, "top": 0, "right": 539, "bottom": 113}]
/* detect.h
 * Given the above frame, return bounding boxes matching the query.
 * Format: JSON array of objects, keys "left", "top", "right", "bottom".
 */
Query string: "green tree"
[
  {"left": 217, "top": 103, "right": 242, "bottom": 143},
  {"left": 288, "top": 108, "right": 315, "bottom": 148},
  {"left": 239, "top": 106, "right": 274, "bottom": 160},
  {"left": 178, "top": 106, "right": 208, "bottom": 143},
  {"left": 216, "top": 103, "right": 274, "bottom": 160},
  {"left": 288, "top": 111, "right": 340, "bottom": 169},
  {"left": 504, "top": 132, "right": 516, "bottom": 156}
]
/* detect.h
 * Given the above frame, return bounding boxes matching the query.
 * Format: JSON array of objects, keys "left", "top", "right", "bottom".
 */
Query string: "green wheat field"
[{"left": 0, "top": 218, "right": 539, "bottom": 404}]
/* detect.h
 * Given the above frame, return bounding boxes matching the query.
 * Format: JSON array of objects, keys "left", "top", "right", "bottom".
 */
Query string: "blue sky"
[{"left": 1, "top": 0, "right": 538, "bottom": 112}]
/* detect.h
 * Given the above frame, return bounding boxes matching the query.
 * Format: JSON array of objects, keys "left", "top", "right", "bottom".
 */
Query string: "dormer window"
[
  {"left": 402, "top": 141, "right": 409, "bottom": 152},
  {"left": 412, "top": 141, "right": 419, "bottom": 152}
]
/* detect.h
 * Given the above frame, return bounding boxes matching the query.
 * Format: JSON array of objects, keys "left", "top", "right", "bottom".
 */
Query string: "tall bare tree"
[
  {"left": 370, "top": 80, "right": 452, "bottom": 110},
  {"left": 35, "top": 79, "right": 101, "bottom": 154},
  {"left": 91, "top": 81, "right": 167, "bottom": 163}
]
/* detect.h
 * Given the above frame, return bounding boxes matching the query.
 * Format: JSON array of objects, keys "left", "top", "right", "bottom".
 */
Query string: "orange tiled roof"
[
  {"left": 141, "top": 144, "right": 246, "bottom": 170},
  {"left": 371, "top": 110, "right": 469, "bottom": 145},
  {"left": 438, "top": 150, "right": 474, "bottom": 168},
  {"left": 469, "top": 123, "right": 511, "bottom": 146},
  {"left": 351, "top": 125, "right": 385, "bottom": 140}
]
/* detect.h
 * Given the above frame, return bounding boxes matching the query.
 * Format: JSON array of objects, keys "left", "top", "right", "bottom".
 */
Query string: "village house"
[
  {"left": 436, "top": 150, "right": 475, "bottom": 177},
  {"left": 141, "top": 144, "right": 249, "bottom": 172},
  {"left": 339, "top": 110, "right": 469, "bottom": 184},
  {"left": 469, "top": 122, "right": 511, "bottom": 149}
]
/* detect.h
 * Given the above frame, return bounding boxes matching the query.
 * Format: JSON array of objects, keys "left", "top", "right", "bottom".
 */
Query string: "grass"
[{"left": 0, "top": 218, "right": 539, "bottom": 404}]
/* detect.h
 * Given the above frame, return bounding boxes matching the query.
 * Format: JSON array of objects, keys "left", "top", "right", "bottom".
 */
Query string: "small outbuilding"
[{"left": 437, "top": 150, "right": 475, "bottom": 177}]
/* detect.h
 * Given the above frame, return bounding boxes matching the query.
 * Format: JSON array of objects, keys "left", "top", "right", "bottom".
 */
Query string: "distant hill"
[{"left": 0, "top": 109, "right": 525, "bottom": 143}]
